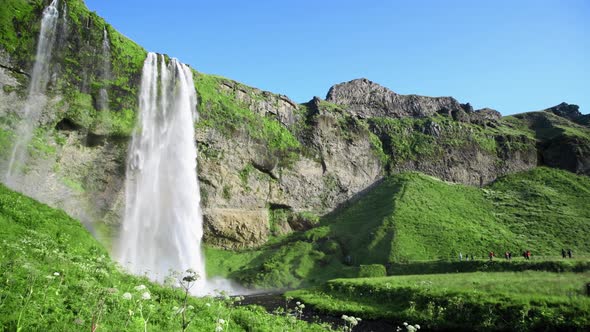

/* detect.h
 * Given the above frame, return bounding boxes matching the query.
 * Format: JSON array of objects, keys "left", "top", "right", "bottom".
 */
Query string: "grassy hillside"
[
  {"left": 0, "top": 184, "right": 328, "bottom": 331},
  {"left": 288, "top": 271, "right": 590, "bottom": 330},
  {"left": 208, "top": 167, "right": 590, "bottom": 288}
]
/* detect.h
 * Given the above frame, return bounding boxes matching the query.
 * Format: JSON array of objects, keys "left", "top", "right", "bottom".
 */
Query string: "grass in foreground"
[
  {"left": 289, "top": 271, "right": 590, "bottom": 331},
  {"left": 0, "top": 183, "right": 329, "bottom": 331}
]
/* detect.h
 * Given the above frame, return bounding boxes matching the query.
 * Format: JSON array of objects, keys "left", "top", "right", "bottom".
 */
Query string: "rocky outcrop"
[
  {"left": 540, "top": 136, "right": 590, "bottom": 175},
  {"left": 326, "top": 78, "right": 463, "bottom": 119},
  {"left": 514, "top": 111, "right": 590, "bottom": 176},
  {"left": 202, "top": 209, "right": 270, "bottom": 249},
  {"left": 392, "top": 140, "right": 537, "bottom": 186},
  {"left": 218, "top": 80, "right": 300, "bottom": 127},
  {"left": 195, "top": 97, "right": 384, "bottom": 244},
  {"left": 544, "top": 102, "right": 582, "bottom": 122},
  {"left": 543, "top": 102, "right": 589, "bottom": 128},
  {"left": 326, "top": 78, "right": 502, "bottom": 126},
  {"left": 470, "top": 108, "right": 502, "bottom": 126}
]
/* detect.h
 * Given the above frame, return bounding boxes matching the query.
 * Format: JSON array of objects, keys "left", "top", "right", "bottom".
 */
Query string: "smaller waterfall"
[
  {"left": 5, "top": 0, "right": 59, "bottom": 184},
  {"left": 117, "top": 53, "right": 208, "bottom": 293},
  {"left": 97, "top": 27, "right": 111, "bottom": 111}
]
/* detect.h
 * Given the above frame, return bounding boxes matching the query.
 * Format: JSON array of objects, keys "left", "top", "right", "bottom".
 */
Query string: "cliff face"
[{"left": 1, "top": 0, "right": 589, "bottom": 249}]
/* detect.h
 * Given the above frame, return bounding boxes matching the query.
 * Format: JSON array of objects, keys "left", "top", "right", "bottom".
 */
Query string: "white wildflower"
[
  {"left": 53, "top": 272, "right": 60, "bottom": 276},
  {"left": 414, "top": 324, "right": 420, "bottom": 330},
  {"left": 205, "top": 303, "right": 212, "bottom": 307},
  {"left": 217, "top": 318, "right": 225, "bottom": 324},
  {"left": 141, "top": 291, "right": 151, "bottom": 300},
  {"left": 215, "top": 326, "right": 223, "bottom": 332},
  {"left": 134, "top": 284, "right": 146, "bottom": 291},
  {"left": 122, "top": 292, "right": 132, "bottom": 300}
]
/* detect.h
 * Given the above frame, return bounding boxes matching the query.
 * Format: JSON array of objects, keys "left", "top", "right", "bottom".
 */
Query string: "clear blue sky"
[{"left": 85, "top": 0, "right": 589, "bottom": 115}]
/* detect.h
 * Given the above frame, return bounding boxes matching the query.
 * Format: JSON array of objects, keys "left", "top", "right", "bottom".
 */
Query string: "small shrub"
[{"left": 358, "top": 264, "right": 387, "bottom": 278}]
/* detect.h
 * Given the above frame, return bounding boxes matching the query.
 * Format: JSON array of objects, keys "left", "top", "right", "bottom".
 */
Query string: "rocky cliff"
[{"left": 1, "top": 0, "right": 589, "bottom": 249}]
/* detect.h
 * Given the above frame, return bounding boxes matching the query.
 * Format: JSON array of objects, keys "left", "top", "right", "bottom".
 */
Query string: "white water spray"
[
  {"left": 97, "top": 27, "right": 111, "bottom": 111},
  {"left": 117, "top": 52, "right": 208, "bottom": 293},
  {"left": 5, "top": 0, "right": 59, "bottom": 184}
]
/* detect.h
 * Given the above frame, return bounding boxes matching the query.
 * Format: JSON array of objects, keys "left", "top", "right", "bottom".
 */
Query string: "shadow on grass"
[{"left": 388, "top": 259, "right": 590, "bottom": 276}]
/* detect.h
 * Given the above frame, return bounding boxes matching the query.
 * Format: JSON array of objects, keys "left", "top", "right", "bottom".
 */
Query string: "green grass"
[
  {"left": 207, "top": 167, "right": 590, "bottom": 289},
  {"left": 0, "top": 0, "right": 39, "bottom": 67},
  {"left": 0, "top": 183, "right": 330, "bottom": 331},
  {"left": 514, "top": 111, "right": 590, "bottom": 142},
  {"left": 487, "top": 167, "right": 590, "bottom": 253},
  {"left": 288, "top": 271, "right": 590, "bottom": 330}
]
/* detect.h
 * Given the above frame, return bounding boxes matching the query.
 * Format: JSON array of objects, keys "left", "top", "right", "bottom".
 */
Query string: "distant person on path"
[
  {"left": 526, "top": 250, "right": 531, "bottom": 260},
  {"left": 508, "top": 252, "right": 512, "bottom": 260},
  {"left": 459, "top": 252, "right": 463, "bottom": 261},
  {"left": 562, "top": 249, "right": 567, "bottom": 258},
  {"left": 504, "top": 251, "right": 509, "bottom": 260},
  {"left": 522, "top": 251, "right": 527, "bottom": 260},
  {"left": 489, "top": 251, "right": 494, "bottom": 261},
  {"left": 567, "top": 249, "right": 572, "bottom": 258}
]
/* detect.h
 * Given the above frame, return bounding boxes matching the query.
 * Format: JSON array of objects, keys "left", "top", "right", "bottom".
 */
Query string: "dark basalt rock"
[
  {"left": 326, "top": 78, "right": 502, "bottom": 127},
  {"left": 470, "top": 108, "right": 501, "bottom": 126},
  {"left": 545, "top": 102, "right": 582, "bottom": 122},
  {"left": 326, "top": 78, "right": 463, "bottom": 119},
  {"left": 540, "top": 136, "right": 590, "bottom": 175}
]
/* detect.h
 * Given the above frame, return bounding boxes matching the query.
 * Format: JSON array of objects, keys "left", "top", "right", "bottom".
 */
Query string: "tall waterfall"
[
  {"left": 5, "top": 0, "right": 59, "bottom": 183},
  {"left": 97, "top": 27, "right": 111, "bottom": 111},
  {"left": 117, "top": 52, "right": 206, "bottom": 292}
]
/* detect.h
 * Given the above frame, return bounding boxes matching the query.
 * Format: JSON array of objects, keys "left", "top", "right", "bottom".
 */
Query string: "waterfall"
[
  {"left": 97, "top": 27, "right": 111, "bottom": 111},
  {"left": 117, "top": 52, "right": 207, "bottom": 293},
  {"left": 5, "top": 0, "right": 59, "bottom": 184}
]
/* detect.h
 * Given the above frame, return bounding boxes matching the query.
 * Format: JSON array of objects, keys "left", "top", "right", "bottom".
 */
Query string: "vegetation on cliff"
[{"left": 194, "top": 73, "right": 300, "bottom": 163}]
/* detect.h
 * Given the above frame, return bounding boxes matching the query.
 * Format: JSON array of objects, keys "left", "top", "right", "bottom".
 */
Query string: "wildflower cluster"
[
  {"left": 294, "top": 301, "right": 305, "bottom": 319},
  {"left": 121, "top": 284, "right": 154, "bottom": 330},
  {"left": 396, "top": 322, "right": 420, "bottom": 332},
  {"left": 341, "top": 314, "right": 361, "bottom": 331},
  {"left": 215, "top": 318, "right": 226, "bottom": 332}
]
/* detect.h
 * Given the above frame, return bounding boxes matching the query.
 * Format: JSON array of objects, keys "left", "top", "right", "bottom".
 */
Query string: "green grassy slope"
[
  {"left": 210, "top": 167, "right": 590, "bottom": 288},
  {"left": 0, "top": 184, "right": 328, "bottom": 331},
  {"left": 324, "top": 166, "right": 590, "bottom": 262},
  {"left": 288, "top": 271, "right": 590, "bottom": 330}
]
